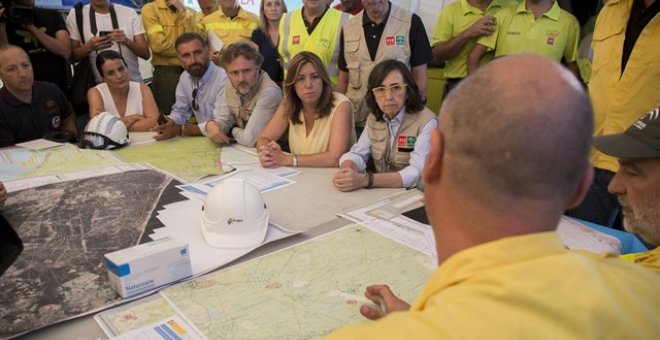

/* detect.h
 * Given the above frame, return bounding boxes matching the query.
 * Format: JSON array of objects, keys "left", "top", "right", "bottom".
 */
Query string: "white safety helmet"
[
  {"left": 200, "top": 178, "right": 269, "bottom": 248},
  {"left": 80, "top": 112, "right": 129, "bottom": 150}
]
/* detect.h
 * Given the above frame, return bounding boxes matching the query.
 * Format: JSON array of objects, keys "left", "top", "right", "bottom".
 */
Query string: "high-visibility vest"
[{"left": 278, "top": 8, "right": 349, "bottom": 85}]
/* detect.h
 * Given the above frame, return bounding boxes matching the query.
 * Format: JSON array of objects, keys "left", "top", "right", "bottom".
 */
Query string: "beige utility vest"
[
  {"left": 367, "top": 107, "right": 435, "bottom": 173},
  {"left": 343, "top": 5, "right": 412, "bottom": 127},
  {"left": 224, "top": 72, "right": 279, "bottom": 128}
]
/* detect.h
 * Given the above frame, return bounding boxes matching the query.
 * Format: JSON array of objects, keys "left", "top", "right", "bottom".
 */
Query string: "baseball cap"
[{"left": 593, "top": 107, "right": 660, "bottom": 158}]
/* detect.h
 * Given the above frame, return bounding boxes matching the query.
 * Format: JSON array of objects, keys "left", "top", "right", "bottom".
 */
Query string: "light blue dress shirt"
[
  {"left": 168, "top": 62, "right": 227, "bottom": 135},
  {"left": 339, "top": 107, "right": 438, "bottom": 188}
]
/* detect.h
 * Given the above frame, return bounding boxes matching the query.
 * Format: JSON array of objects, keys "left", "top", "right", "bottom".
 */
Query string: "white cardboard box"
[{"left": 105, "top": 237, "right": 192, "bottom": 298}]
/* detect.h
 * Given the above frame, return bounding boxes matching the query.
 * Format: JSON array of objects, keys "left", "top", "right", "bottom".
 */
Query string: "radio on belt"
[{"left": 104, "top": 237, "right": 192, "bottom": 298}]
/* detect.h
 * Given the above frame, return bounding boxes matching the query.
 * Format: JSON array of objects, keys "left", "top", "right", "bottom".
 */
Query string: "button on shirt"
[
  {"left": 168, "top": 62, "right": 227, "bottom": 135},
  {"left": 339, "top": 108, "right": 437, "bottom": 188}
]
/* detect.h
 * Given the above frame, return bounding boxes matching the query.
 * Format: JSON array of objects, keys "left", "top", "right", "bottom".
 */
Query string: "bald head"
[{"left": 439, "top": 55, "right": 593, "bottom": 207}]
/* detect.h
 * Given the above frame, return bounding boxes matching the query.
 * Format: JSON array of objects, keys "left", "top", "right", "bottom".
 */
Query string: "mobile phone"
[{"left": 99, "top": 30, "right": 111, "bottom": 37}]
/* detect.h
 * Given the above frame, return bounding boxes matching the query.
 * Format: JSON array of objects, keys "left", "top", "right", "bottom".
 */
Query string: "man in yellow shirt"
[
  {"left": 327, "top": 55, "right": 660, "bottom": 339},
  {"left": 142, "top": 0, "right": 199, "bottom": 115},
  {"left": 431, "top": 0, "right": 516, "bottom": 96},
  {"left": 466, "top": 0, "right": 579, "bottom": 77},
  {"left": 567, "top": 0, "right": 659, "bottom": 227},
  {"left": 593, "top": 107, "right": 660, "bottom": 274},
  {"left": 202, "top": 0, "right": 258, "bottom": 63}
]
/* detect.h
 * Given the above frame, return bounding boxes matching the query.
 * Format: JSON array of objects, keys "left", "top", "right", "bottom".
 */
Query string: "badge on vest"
[
  {"left": 397, "top": 135, "right": 415, "bottom": 153},
  {"left": 546, "top": 30, "right": 559, "bottom": 46},
  {"left": 386, "top": 36, "right": 395, "bottom": 45},
  {"left": 396, "top": 35, "right": 405, "bottom": 46},
  {"left": 293, "top": 35, "right": 300, "bottom": 45}
]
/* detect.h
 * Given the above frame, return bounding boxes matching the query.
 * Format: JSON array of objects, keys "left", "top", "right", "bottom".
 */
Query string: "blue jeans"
[{"left": 566, "top": 168, "right": 621, "bottom": 228}]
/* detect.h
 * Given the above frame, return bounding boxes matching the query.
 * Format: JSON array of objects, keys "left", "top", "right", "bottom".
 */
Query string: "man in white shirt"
[{"left": 66, "top": 0, "right": 150, "bottom": 83}]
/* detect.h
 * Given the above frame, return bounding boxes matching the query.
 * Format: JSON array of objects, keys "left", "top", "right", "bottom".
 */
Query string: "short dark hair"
[
  {"left": 365, "top": 59, "right": 424, "bottom": 121},
  {"left": 175, "top": 32, "right": 208, "bottom": 52},
  {"left": 95, "top": 50, "right": 127, "bottom": 77},
  {"left": 282, "top": 52, "right": 335, "bottom": 125},
  {"left": 219, "top": 42, "right": 264, "bottom": 68}
]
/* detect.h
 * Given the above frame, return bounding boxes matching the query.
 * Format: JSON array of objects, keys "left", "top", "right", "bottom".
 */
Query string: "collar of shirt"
[
  {"left": 382, "top": 106, "right": 406, "bottom": 142},
  {"left": 0, "top": 85, "right": 42, "bottom": 107},
  {"left": 219, "top": 6, "right": 248, "bottom": 20},
  {"left": 362, "top": 2, "right": 392, "bottom": 27},
  {"left": 235, "top": 70, "right": 264, "bottom": 103},
  {"left": 460, "top": 0, "right": 508, "bottom": 15},
  {"left": 302, "top": 5, "right": 330, "bottom": 32},
  {"left": 516, "top": 0, "right": 561, "bottom": 21},
  {"left": 192, "top": 62, "right": 219, "bottom": 88},
  {"left": 411, "top": 232, "right": 576, "bottom": 309}
]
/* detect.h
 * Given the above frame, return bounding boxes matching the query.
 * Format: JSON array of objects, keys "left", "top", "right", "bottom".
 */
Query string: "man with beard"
[
  {"left": 207, "top": 42, "right": 282, "bottom": 147},
  {"left": 152, "top": 33, "right": 227, "bottom": 140},
  {"left": 592, "top": 107, "right": 660, "bottom": 274}
]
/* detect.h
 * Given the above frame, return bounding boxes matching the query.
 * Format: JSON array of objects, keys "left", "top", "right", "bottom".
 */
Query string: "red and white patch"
[{"left": 385, "top": 36, "right": 395, "bottom": 46}]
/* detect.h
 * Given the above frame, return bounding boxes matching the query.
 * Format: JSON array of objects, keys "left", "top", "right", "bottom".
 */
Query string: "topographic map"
[
  {"left": 0, "top": 170, "right": 171, "bottom": 338},
  {"left": 157, "top": 225, "right": 433, "bottom": 339},
  {"left": 114, "top": 137, "right": 232, "bottom": 183},
  {"left": 0, "top": 144, "right": 123, "bottom": 181}
]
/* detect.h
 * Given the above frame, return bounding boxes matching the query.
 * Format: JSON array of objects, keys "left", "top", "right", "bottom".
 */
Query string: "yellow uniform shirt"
[
  {"left": 478, "top": 1, "right": 579, "bottom": 63},
  {"left": 621, "top": 246, "right": 660, "bottom": 275},
  {"left": 432, "top": 0, "right": 517, "bottom": 78},
  {"left": 328, "top": 232, "right": 660, "bottom": 339},
  {"left": 589, "top": 0, "right": 660, "bottom": 172},
  {"left": 202, "top": 7, "right": 259, "bottom": 51},
  {"left": 142, "top": 0, "right": 200, "bottom": 66}
]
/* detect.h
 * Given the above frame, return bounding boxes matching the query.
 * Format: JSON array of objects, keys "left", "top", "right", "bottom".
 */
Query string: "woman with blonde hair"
[
  {"left": 87, "top": 50, "right": 158, "bottom": 131},
  {"left": 257, "top": 52, "right": 355, "bottom": 168},
  {"left": 251, "top": 0, "right": 287, "bottom": 84}
]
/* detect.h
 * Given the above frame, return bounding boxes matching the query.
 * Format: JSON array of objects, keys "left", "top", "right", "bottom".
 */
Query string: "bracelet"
[
  {"left": 365, "top": 172, "right": 373, "bottom": 189},
  {"left": 292, "top": 154, "right": 298, "bottom": 168}
]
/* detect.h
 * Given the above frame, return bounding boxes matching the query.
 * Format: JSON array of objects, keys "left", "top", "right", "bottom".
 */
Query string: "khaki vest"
[
  {"left": 343, "top": 4, "right": 412, "bottom": 127},
  {"left": 279, "top": 8, "right": 349, "bottom": 84},
  {"left": 367, "top": 107, "right": 435, "bottom": 173},
  {"left": 225, "top": 72, "right": 279, "bottom": 128}
]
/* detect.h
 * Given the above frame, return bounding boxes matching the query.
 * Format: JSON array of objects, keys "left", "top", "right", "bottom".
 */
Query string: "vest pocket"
[
  {"left": 393, "top": 152, "right": 411, "bottom": 168},
  {"left": 347, "top": 62, "right": 362, "bottom": 89}
]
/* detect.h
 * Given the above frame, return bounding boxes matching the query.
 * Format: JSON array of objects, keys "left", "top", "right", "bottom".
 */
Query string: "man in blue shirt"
[{"left": 153, "top": 32, "right": 227, "bottom": 140}]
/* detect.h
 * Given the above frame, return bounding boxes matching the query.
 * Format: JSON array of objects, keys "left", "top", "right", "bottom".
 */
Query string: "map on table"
[
  {"left": 96, "top": 298, "right": 178, "bottom": 336},
  {"left": 113, "top": 137, "right": 232, "bottom": 183},
  {"left": 0, "top": 144, "right": 123, "bottom": 181},
  {"left": 158, "top": 225, "right": 433, "bottom": 339},
  {"left": 0, "top": 170, "right": 172, "bottom": 339}
]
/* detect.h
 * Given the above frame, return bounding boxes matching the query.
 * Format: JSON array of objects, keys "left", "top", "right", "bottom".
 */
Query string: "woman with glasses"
[
  {"left": 257, "top": 52, "right": 355, "bottom": 168},
  {"left": 87, "top": 50, "right": 159, "bottom": 131},
  {"left": 333, "top": 59, "right": 438, "bottom": 191}
]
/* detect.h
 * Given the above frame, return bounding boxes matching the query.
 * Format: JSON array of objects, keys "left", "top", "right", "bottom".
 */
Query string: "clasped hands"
[{"left": 258, "top": 141, "right": 288, "bottom": 168}]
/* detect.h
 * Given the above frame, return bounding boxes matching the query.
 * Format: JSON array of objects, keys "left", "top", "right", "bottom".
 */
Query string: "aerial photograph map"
[{"left": 0, "top": 170, "right": 171, "bottom": 338}]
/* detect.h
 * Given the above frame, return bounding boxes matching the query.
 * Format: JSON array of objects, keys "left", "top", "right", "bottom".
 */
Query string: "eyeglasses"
[
  {"left": 371, "top": 84, "right": 407, "bottom": 97},
  {"left": 192, "top": 87, "right": 199, "bottom": 111}
]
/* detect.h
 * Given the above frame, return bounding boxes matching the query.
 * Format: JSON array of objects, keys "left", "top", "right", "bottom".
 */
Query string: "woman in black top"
[{"left": 251, "top": 0, "right": 287, "bottom": 86}]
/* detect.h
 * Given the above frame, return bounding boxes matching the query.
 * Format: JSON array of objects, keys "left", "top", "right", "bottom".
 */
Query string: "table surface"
[{"left": 13, "top": 141, "right": 402, "bottom": 339}]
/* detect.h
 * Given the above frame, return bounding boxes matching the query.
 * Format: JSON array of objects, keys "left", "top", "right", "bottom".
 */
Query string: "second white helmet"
[
  {"left": 80, "top": 112, "right": 129, "bottom": 150},
  {"left": 200, "top": 178, "right": 269, "bottom": 248}
]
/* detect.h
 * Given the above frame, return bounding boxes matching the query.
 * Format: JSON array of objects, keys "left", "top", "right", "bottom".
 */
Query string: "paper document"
[
  {"left": 178, "top": 169, "right": 295, "bottom": 197},
  {"left": 340, "top": 189, "right": 424, "bottom": 223},
  {"left": 207, "top": 30, "right": 224, "bottom": 52},
  {"left": 112, "top": 315, "right": 206, "bottom": 340},
  {"left": 16, "top": 139, "right": 64, "bottom": 150}
]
